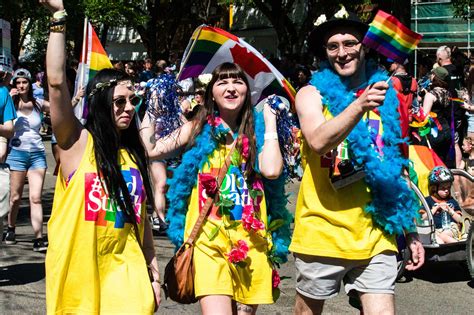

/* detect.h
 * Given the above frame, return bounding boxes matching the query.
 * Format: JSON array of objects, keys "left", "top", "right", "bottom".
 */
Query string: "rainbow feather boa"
[
  {"left": 166, "top": 110, "right": 292, "bottom": 262},
  {"left": 309, "top": 60, "right": 417, "bottom": 235}
]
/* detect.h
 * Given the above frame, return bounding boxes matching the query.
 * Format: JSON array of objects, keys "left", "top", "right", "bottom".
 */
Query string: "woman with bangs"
[
  {"left": 41, "top": 0, "right": 160, "bottom": 313},
  {"left": 141, "top": 62, "right": 285, "bottom": 314}
]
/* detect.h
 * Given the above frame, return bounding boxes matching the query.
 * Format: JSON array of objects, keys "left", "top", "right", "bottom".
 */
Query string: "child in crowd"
[
  {"left": 423, "top": 166, "right": 463, "bottom": 244},
  {"left": 459, "top": 137, "right": 474, "bottom": 175}
]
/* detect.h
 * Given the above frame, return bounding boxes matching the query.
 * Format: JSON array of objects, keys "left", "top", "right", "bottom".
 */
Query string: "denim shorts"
[
  {"left": 6, "top": 148, "right": 47, "bottom": 171},
  {"left": 294, "top": 252, "right": 397, "bottom": 299}
]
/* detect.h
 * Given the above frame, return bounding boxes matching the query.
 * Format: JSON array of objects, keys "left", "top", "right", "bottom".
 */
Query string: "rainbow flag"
[
  {"left": 75, "top": 19, "right": 113, "bottom": 121},
  {"left": 178, "top": 25, "right": 296, "bottom": 106},
  {"left": 362, "top": 10, "right": 423, "bottom": 63},
  {"left": 450, "top": 98, "right": 466, "bottom": 105},
  {"left": 409, "top": 145, "right": 445, "bottom": 196}
]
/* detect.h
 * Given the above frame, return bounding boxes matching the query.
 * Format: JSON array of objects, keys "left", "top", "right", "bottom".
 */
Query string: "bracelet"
[
  {"left": 53, "top": 9, "right": 68, "bottom": 21},
  {"left": 152, "top": 278, "right": 162, "bottom": 284},
  {"left": 49, "top": 23, "right": 66, "bottom": 33},
  {"left": 264, "top": 132, "right": 278, "bottom": 141},
  {"left": 50, "top": 20, "right": 66, "bottom": 27}
]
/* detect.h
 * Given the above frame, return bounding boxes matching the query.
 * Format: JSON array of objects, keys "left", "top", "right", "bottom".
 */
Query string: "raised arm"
[
  {"left": 296, "top": 82, "right": 387, "bottom": 156},
  {"left": 422, "top": 92, "right": 436, "bottom": 116},
  {"left": 258, "top": 103, "right": 283, "bottom": 179},
  {"left": 139, "top": 112, "right": 194, "bottom": 160},
  {"left": 41, "top": 0, "right": 84, "bottom": 149}
]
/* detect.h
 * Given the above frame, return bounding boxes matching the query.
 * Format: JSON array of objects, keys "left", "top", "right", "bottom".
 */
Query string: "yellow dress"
[
  {"left": 46, "top": 134, "right": 155, "bottom": 314},
  {"left": 290, "top": 108, "right": 397, "bottom": 259},
  {"left": 184, "top": 145, "right": 274, "bottom": 304}
]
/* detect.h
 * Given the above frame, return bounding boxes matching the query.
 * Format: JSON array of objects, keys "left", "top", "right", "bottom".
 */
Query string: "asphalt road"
[{"left": 1, "top": 139, "right": 473, "bottom": 314}]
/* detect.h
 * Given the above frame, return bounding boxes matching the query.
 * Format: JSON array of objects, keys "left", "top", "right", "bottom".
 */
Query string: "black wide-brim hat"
[{"left": 308, "top": 10, "right": 368, "bottom": 58}]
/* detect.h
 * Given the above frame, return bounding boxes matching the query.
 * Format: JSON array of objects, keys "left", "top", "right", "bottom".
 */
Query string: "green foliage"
[
  {"left": 207, "top": 223, "right": 221, "bottom": 241},
  {"left": 267, "top": 219, "right": 285, "bottom": 232},
  {"left": 451, "top": 0, "right": 472, "bottom": 19},
  {"left": 83, "top": 0, "right": 148, "bottom": 27}
]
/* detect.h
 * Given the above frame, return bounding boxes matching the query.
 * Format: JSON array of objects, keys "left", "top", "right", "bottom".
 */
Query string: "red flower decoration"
[
  {"left": 241, "top": 135, "right": 249, "bottom": 159},
  {"left": 207, "top": 115, "right": 223, "bottom": 127},
  {"left": 227, "top": 240, "right": 249, "bottom": 264},
  {"left": 272, "top": 269, "right": 281, "bottom": 288},
  {"left": 200, "top": 173, "right": 218, "bottom": 196},
  {"left": 242, "top": 205, "right": 265, "bottom": 232},
  {"left": 252, "top": 179, "right": 264, "bottom": 191}
]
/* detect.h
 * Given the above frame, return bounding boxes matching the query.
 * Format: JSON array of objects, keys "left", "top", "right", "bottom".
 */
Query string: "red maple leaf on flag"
[{"left": 229, "top": 44, "right": 270, "bottom": 79}]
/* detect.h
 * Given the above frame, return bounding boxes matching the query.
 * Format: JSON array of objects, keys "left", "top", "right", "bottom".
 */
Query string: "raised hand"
[
  {"left": 39, "top": 0, "right": 64, "bottom": 13},
  {"left": 355, "top": 81, "right": 389, "bottom": 112}
]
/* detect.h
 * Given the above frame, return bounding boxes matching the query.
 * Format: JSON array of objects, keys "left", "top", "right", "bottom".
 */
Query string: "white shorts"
[{"left": 294, "top": 252, "right": 397, "bottom": 299}]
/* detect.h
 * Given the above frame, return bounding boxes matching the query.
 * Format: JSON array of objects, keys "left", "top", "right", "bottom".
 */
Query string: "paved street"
[{"left": 1, "top": 139, "right": 473, "bottom": 314}]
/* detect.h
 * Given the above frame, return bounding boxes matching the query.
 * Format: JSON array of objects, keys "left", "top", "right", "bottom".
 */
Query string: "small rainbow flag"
[
  {"left": 178, "top": 25, "right": 296, "bottom": 106},
  {"left": 75, "top": 19, "right": 113, "bottom": 121},
  {"left": 362, "top": 10, "right": 423, "bottom": 64},
  {"left": 450, "top": 98, "right": 466, "bottom": 105}
]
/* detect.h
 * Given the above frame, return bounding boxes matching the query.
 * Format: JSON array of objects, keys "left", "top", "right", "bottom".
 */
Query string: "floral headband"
[
  {"left": 89, "top": 79, "right": 134, "bottom": 97},
  {"left": 314, "top": 5, "right": 349, "bottom": 26}
]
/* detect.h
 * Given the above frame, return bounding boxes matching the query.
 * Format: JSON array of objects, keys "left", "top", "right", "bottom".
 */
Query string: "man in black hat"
[{"left": 289, "top": 7, "right": 424, "bottom": 314}]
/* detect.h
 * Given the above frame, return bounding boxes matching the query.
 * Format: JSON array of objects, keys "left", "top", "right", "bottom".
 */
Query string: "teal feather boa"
[
  {"left": 166, "top": 111, "right": 292, "bottom": 262},
  {"left": 309, "top": 60, "right": 417, "bottom": 235}
]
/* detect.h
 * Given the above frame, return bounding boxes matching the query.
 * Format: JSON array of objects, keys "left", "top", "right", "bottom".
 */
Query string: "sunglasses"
[{"left": 112, "top": 95, "right": 142, "bottom": 108}]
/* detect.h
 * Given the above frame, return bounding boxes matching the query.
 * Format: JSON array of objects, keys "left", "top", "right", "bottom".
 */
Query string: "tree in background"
[{"left": 2, "top": 0, "right": 470, "bottom": 66}]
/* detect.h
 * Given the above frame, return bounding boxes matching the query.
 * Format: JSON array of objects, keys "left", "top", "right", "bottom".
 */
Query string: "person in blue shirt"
[
  {"left": 138, "top": 58, "right": 155, "bottom": 83},
  {"left": 423, "top": 166, "right": 463, "bottom": 243},
  {"left": 0, "top": 57, "right": 17, "bottom": 245}
]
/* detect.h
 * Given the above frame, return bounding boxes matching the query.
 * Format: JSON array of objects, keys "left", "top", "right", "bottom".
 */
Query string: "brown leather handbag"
[{"left": 163, "top": 143, "right": 236, "bottom": 304}]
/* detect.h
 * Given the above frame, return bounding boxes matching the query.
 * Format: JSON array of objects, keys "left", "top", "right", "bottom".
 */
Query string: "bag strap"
[
  {"left": 133, "top": 137, "right": 238, "bottom": 252},
  {"left": 185, "top": 138, "right": 238, "bottom": 246}
]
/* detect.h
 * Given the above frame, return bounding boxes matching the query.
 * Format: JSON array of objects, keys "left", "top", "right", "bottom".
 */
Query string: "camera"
[{"left": 330, "top": 158, "right": 366, "bottom": 190}]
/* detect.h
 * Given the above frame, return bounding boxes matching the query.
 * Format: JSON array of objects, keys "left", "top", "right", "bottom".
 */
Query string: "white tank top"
[{"left": 10, "top": 100, "right": 45, "bottom": 152}]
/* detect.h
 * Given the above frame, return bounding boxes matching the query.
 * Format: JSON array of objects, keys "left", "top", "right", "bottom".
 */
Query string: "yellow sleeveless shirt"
[
  {"left": 46, "top": 134, "right": 154, "bottom": 314},
  {"left": 289, "top": 108, "right": 397, "bottom": 259},
  {"left": 184, "top": 144, "right": 274, "bottom": 304}
]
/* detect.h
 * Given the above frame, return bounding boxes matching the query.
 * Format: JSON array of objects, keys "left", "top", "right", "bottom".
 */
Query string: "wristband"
[
  {"left": 49, "top": 23, "right": 66, "bottom": 33},
  {"left": 264, "top": 132, "right": 278, "bottom": 141},
  {"left": 53, "top": 9, "right": 68, "bottom": 21}
]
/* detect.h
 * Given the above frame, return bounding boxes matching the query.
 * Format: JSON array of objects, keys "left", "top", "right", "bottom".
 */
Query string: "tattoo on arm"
[{"left": 236, "top": 303, "right": 253, "bottom": 313}]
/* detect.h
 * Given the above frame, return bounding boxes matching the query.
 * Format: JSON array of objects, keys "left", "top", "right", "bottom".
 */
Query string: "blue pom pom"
[{"left": 144, "top": 74, "right": 183, "bottom": 138}]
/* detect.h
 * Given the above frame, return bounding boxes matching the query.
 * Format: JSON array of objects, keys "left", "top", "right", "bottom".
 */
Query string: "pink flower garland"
[
  {"left": 227, "top": 240, "right": 249, "bottom": 264},
  {"left": 272, "top": 269, "right": 281, "bottom": 288}
]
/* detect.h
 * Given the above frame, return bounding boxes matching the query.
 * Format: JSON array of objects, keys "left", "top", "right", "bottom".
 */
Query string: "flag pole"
[
  {"left": 176, "top": 24, "right": 205, "bottom": 80},
  {"left": 78, "top": 17, "right": 88, "bottom": 89}
]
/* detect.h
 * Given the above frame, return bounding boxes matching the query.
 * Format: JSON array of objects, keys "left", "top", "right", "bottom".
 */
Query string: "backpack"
[{"left": 394, "top": 74, "right": 416, "bottom": 95}]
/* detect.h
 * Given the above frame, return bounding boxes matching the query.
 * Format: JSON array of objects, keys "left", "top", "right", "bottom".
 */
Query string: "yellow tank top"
[
  {"left": 184, "top": 144, "right": 268, "bottom": 239},
  {"left": 46, "top": 133, "right": 154, "bottom": 314},
  {"left": 183, "top": 145, "right": 273, "bottom": 301},
  {"left": 289, "top": 108, "right": 397, "bottom": 259}
]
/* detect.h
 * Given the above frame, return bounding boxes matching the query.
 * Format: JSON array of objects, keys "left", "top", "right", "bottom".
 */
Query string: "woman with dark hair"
[
  {"left": 41, "top": 0, "right": 160, "bottom": 313},
  {"left": 141, "top": 62, "right": 291, "bottom": 314},
  {"left": 421, "top": 66, "right": 453, "bottom": 166},
  {"left": 4, "top": 68, "right": 50, "bottom": 251}
]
